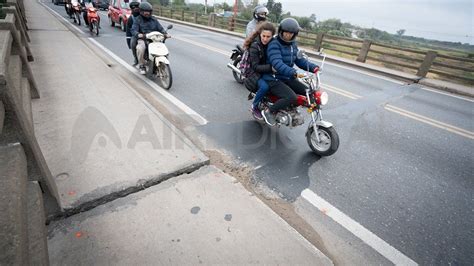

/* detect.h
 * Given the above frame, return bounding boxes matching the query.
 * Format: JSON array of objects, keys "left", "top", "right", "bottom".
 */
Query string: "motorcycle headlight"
[{"left": 315, "top": 91, "right": 329, "bottom": 106}]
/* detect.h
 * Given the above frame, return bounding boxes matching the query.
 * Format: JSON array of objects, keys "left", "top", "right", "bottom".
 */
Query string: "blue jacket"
[
  {"left": 263, "top": 36, "right": 318, "bottom": 81},
  {"left": 131, "top": 15, "right": 166, "bottom": 38}
]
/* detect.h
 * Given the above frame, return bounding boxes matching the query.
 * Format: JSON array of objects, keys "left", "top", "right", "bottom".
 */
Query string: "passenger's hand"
[
  {"left": 165, "top": 34, "right": 171, "bottom": 39},
  {"left": 313, "top": 66, "right": 320, "bottom": 73},
  {"left": 138, "top": 33, "right": 144, "bottom": 39}
]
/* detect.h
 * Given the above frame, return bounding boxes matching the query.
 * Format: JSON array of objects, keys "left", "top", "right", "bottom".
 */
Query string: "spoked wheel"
[
  {"left": 91, "top": 21, "right": 99, "bottom": 36},
  {"left": 75, "top": 12, "right": 81, "bottom": 25},
  {"left": 147, "top": 61, "right": 172, "bottom": 90},
  {"left": 232, "top": 57, "right": 244, "bottom": 84},
  {"left": 306, "top": 126, "right": 339, "bottom": 156},
  {"left": 157, "top": 63, "right": 173, "bottom": 90}
]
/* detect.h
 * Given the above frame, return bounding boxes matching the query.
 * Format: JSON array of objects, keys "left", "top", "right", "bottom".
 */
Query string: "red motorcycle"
[
  {"left": 85, "top": 3, "right": 100, "bottom": 36},
  {"left": 252, "top": 50, "right": 339, "bottom": 156}
]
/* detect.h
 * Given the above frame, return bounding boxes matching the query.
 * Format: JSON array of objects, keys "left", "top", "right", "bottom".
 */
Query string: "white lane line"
[
  {"left": 384, "top": 104, "right": 474, "bottom": 139},
  {"left": 39, "top": 0, "right": 84, "bottom": 35},
  {"left": 88, "top": 38, "right": 208, "bottom": 125},
  {"left": 420, "top": 87, "right": 474, "bottom": 103},
  {"left": 301, "top": 189, "right": 418, "bottom": 266}
]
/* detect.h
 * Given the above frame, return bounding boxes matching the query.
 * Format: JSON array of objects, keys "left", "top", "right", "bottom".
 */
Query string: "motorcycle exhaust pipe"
[{"left": 227, "top": 63, "right": 241, "bottom": 74}]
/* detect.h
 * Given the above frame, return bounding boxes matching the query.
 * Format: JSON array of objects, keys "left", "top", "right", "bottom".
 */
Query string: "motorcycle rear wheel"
[
  {"left": 232, "top": 57, "right": 244, "bottom": 84},
  {"left": 306, "top": 126, "right": 339, "bottom": 156}
]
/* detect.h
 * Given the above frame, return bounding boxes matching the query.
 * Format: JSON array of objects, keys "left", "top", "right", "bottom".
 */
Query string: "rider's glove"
[
  {"left": 313, "top": 66, "right": 320, "bottom": 73},
  {"left": 138, "top": 33, "right": 144, "bottom": 38}
]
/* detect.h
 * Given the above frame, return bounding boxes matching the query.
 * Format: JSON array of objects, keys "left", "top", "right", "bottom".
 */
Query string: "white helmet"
[{"left": 253, "top": 5, "right": 269, "bottom": 21}]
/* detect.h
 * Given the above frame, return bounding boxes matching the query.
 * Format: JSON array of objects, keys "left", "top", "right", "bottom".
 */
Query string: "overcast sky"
[{"left": 189, "top": 0, "right": 473, "bottom": 44}]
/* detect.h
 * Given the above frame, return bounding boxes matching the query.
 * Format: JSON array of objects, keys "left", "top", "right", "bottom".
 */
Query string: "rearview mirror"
[{"left": 167, "top": 24, "right": 173, "bottom": 30}]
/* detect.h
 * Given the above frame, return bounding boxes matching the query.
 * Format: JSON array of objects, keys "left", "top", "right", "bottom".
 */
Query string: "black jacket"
[
  {"left": 131, "top": 15, "right": 166, "bottom": 38},
  {"left": 244, "top": 37, "right": 273, "bottom": 92},
  {"left": 126, "top": 13, "right": 140, "bottom": 49},
  {"left": 126, "top": 13, "right": 140, "bottom": 38}
]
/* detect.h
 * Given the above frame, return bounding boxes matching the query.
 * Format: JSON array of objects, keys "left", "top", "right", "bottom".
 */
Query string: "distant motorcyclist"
[
  {"left": 126, "top": 1, "right": 141, "bottom": 66},
  {"left": 245, "top": 5, "right": 269, "bottom": 37},
  {"left": 82, "top": 0, "right": 93, "bottom": 26},
  {"left": 131, "top": 2, "right": 170, "bottom": 74}
]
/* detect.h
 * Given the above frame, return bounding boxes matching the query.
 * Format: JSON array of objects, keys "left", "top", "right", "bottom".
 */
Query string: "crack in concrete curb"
[{"left": 46, "top": 160, "right": 209, "bottom": 224}]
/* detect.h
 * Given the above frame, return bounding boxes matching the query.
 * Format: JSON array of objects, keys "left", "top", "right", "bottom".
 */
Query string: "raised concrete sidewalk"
[
  {"left": 26, "top": 0, "right": 333, "bottom": 264},
  {"left": 27, "top": 0, "right": 208, "bottom": 212},
  {"left": 48, "top": 166, "right": 332, "bottom": 265}
]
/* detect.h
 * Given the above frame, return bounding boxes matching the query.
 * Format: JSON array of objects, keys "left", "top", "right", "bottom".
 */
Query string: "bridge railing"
[
  {"left": 1, "top": 2, "right": 54, "bottom": 264},
  {"left": 154, "top": 5, "right": 474, "bottom": 85}
]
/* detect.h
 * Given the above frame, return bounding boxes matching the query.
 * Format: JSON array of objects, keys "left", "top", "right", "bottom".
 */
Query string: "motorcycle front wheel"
[
  {"left": 306, "top": 126, "right": 339, "bottom": 156},
  {"left": 75, "top": 12, "right": 81, "bottom": 25},
  {"left": 91, "top": 21, "right": 99, "bottom": 36},
  {"left": 157, "top": 63, "right": 173, "bottom": 90},
  {"left": 147, "top": 61, "right": 173, "bottom": 90},
  {"left": 232, "top": 57, "right": 244, "bottom": 84}
]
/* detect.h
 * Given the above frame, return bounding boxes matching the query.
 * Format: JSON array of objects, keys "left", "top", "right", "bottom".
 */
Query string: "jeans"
[
  {"left": 267, "top": 79, "right": 308, "bottom": 113},
  {"left": 252, "top": 78, "right": 269, "bottom": 108}
]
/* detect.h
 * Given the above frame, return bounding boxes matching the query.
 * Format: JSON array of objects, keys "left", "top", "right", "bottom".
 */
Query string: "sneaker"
[
  {"left": 139, "top": 65, "right": 146, "bottom": 75},
  {"left": 262, "top": 108, "right": 276, "bottom": 126},
  {"left": 251, "top": 105, "right": 263, "bottom": 120}
]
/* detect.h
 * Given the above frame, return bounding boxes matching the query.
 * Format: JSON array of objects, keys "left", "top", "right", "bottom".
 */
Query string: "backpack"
[{"left": 239, "top": 49, "right": 252, "bottom": 78}]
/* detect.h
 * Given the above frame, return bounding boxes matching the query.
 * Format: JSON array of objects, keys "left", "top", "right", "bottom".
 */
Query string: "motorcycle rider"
[
  {"left": 82, "top": 0, "right": 93, "bottom": 26},
  {"left": 242, "top": 22, "right": 275, "bottom": 120},
  {"left": 245, "top": 5, "right": 269, "bottom": 37},
  {"left": 131, "top": 2, "right": 171, "bottom": 75},
  {"left": 261, "top": 18, "right": 320, "bottom": 126},
  {"left": 126, "top": 1, "right": 141, "bottom": 66}
]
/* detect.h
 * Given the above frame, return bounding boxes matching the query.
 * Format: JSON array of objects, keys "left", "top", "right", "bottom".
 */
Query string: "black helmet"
[
  {"left": 129, "top": 1, "right": 140, "bottom": 9},
  {"left": 139, "top": 2, "right": 153, "bottom": 18},
  {"left": 253, "top": 5, "right": 268, "bottom": 21},
  {"left": 278, "top": 18, "right": 300, "bottom": 42}
]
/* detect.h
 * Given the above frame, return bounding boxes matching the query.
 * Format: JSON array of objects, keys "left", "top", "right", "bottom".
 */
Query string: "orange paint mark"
[
  {"left": 68, "top": 191, "right": 76, "bottom": 196},
  {"left": 75, "top": 232, "right": 83, "bottom": 238}
]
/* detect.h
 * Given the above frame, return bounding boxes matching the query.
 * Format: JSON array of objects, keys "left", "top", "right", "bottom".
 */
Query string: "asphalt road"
[{"left": 45, "top": 2, "right": 474, "bottom": 264}]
